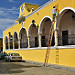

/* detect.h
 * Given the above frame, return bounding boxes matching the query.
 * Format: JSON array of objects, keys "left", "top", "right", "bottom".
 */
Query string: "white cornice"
[
  {"left": 17, "top": 0, "right": 56, "bottom": 20},
  {"left": 26, "top": 0, "right": 56, "bottom": 18},
  {"left": 3, "top": 22, "right": 19, "bottom": 32},
  {"left": 4, "top": 45, "right": 75, "bottom": 51},
  {"left": 3, "top": 0, "right": 56, "bottom": 32}
]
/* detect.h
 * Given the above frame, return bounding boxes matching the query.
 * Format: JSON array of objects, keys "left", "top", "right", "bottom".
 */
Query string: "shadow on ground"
[{"left": 0, "top": 60, "right": 41, "bottom": 74}]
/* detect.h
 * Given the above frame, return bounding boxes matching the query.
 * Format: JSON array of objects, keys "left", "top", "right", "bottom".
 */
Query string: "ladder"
[
  {"left": 44, "top": 5, "right": 59, "bottom": 66},
  {"left": 44, "top": 20, "right": 55, "bottom": 66}
]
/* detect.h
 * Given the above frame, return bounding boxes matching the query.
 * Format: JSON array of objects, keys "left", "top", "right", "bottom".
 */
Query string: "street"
[{"left": 0, "top": 60, "right": 75, "bottom": 75}]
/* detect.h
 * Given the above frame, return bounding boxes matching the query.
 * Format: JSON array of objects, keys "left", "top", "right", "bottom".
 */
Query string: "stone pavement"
[{"left": 0, "top": 60, "right": 75, "bottom": 75}]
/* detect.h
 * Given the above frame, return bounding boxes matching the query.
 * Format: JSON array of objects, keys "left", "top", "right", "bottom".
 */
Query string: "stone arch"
[
  {"left": 57, "top": 7, "right": 75, "bottom": 45},
  {"left": 14, "top": 32, "right": 18, "bottom": 49},
  {"left": 5, "top": 36, "right": 8, "bottom": 50},
  {"left": 28, "top": 23, "right": 38, "bottom": 36},
  {"left": 57, "top": 7, "right": 74, "bottom": 27},
  {"left": 39, "top": 16, "right": 52, "bottom": 34},
  {"left": 19, "top": 27, "right": 28, "bottom": 48},
  {"left": 9, "top": 32, "right": 13, "bottom": 49},
  {"left": 28, "top": 23, "right": 38, "bottom": 48},
  {"left": 39, "top": 16, "right": 54, "bottom": 47}
]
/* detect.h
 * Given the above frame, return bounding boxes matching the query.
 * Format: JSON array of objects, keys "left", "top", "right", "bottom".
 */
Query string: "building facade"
[
  {"left": 0, "top": 38, "right": 3, "bottom": 52},
  {"left": 3, "top": 0, "right": 75, "bottom": 67}
]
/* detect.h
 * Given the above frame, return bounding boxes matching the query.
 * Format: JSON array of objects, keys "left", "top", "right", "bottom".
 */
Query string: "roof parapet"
[
  {"left": 26, "top": 0, "right": 56, "bottom": 18},
  {"left": 4, "top": 0, "right": 56, "bottom": 32}
]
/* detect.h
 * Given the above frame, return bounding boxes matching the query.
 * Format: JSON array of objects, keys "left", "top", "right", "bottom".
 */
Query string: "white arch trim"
[
  {"left": 13, "top": 31, "right": 18, "bottom": 37},
  {"left": 39, "top": 16, "right": 52, "bottom": 34},
  {"left": 5, "top": 35, "right": 8, "bottom": 43},
  {"left": 19, "top": 27, "right": 27, "bottom": 39},
  {"left": 13, "top": 31, "right": 18, "bottom": 40},
  {"left": 8, "top": 32, "right": 13, "bottom": 41},
  {"left": 14, "top": 31, "right": 18, "bottom": 35},
  {"left": 19, "top": 27, "right": 27, "bottom": 34},
  {"left": 4, "top": 35, "right": 8, "bottom": 50},
  {"left": 28, "top": 23, "right": 37, "bottom": 36},
  {"left": 56, "top": 7, "right": 75, "bottom": 29},
  {"left": 59, "top": 7, "right": 75, "bottom": 15}
]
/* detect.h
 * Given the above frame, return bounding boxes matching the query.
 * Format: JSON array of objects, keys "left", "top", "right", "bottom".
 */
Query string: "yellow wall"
[
  {"left": 3, "top": 0, "right": 75, "bottom": 67},
  {"left": 4, "top": 48, "right": 75, "bottom": 67},
  {"left": 3, "top": 0, "right": 75, "bottom": 50},
  {"left": 0, "top": 38, "right": 3, "bottom": 51},
  {"left": 19, "top": 3, "right": 39, "bottom": 17}
]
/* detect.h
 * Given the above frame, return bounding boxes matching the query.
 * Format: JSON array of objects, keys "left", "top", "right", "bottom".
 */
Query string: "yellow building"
[
  {"left": 3, "top": 0, "right": 75, "bottom": 67},
  {"left": 0, "top": 38, "right": 3, "bottom": 52}
]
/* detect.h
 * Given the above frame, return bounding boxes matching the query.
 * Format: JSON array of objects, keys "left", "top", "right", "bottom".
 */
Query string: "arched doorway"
[
  {"left": 58, "top": 9, "right": 75, "bottom": 45},
  {"left": 19, "top": 28, "right": 27, "bottom": 48},
  {"left": 39, "top": 17, "right": 55, "bottom": 47},
  {"left": 14, "top": 32, "right": 18, "bottom": 49},
  {"left": 9, "top": 32, "right": 13, "bottom": 49},
  {"left": 28, "top": 24, "right": 38, "bottom": 48},
  {"left": 5, "top": 36, "right": 8, "bottom": 50}
]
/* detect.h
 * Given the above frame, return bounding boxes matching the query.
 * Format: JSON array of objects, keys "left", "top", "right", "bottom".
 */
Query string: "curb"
[{"left": 24, "top": 60, "right": 75, "bottom": 72}]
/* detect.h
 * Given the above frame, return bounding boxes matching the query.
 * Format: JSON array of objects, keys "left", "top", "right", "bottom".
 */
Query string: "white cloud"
[
  {"left": 8, "top": 0, "right": 14, "bottom": 2},
  {"left": 0, "top": 7, "right": 19, "bottom": 18},
  {"left": 0, "top": 18, "right": 15, "bottom": 38},
  {"left": 0, "top": 7, "right": 19, "bottom": 13},
  {"left": 0, "top": 18, "right": 15, "bottom": 29},
  {"left": 0, "top": 7, "right": 19, "bottom": 37},
  {"left": 0, "top": 7, "right": 19, "bottom": 26}
]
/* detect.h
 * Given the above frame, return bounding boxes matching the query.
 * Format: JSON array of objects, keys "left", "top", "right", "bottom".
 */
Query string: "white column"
[
  {"left": 39, "top": 33, "right": 42, "bottom": 47},
  {"left": 18, "top": 39, "right": 20, "bottom": 49},
  {"left": 5, "top": 42, "right": 6, "bottom": 50},
  {"left": 54, "top": 15, "right": 59, "bottom": 46},
  {"left": 13, "top": 40, "right": 15, "bottom": 49},
  {"left": 55, "top": 29, "right": 58, "bottom": 46},
  {"left": 8, "top": 39, "right": 10, "bottom": 49},
  {"left": 28, "top": 36, "right": 30, "bottom": 48}
]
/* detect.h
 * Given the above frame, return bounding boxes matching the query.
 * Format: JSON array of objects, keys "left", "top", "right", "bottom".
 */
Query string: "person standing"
[{"left": 52, "top": 6, "right": 56, "bottom": 20}]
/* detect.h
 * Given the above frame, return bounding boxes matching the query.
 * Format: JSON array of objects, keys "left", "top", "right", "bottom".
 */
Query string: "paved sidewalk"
[
  {"left": 0, "top": 60, "right": 75, "bottom": 75},
  {"left": 25, "top": 60, "right": 75, "bottom": 72}
]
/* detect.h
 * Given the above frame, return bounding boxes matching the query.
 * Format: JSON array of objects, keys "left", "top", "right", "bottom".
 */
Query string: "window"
[
  {"left": 11, "top": 53, "right": 20, "bottom": 56},
  {"left": 62, "top": 30, "right": 68, "bottom": 45}
]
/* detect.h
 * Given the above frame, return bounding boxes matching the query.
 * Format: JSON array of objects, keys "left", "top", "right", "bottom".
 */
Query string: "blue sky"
[{"left": 0, "top": 0, "right": 50, "bottom": 38}]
